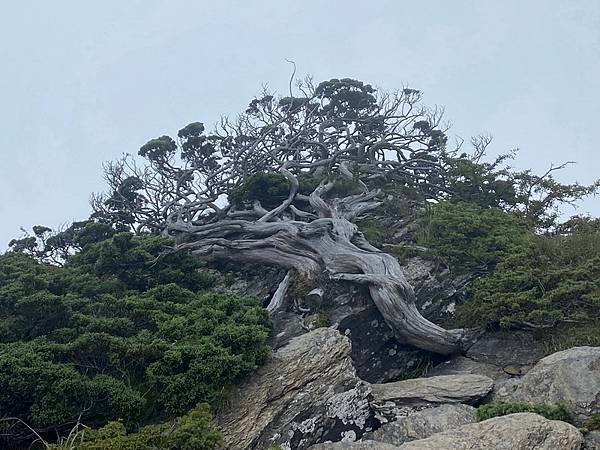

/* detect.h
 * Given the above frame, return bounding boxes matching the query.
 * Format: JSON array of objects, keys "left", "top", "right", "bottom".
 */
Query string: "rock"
[
  {"left": 429, "top": 331, "right": 548, "bottom": 400},
  {"left": 427, "top": 356, "right": 507, "bottom": 382},
  {"left": 364, "top": 404, "right": 476, "bottom": 445},
  {"left": 464, "top": 330, "right": 544, "bottom": 372},
  {"left": 305, "top": 288, "right": 325, "bottom": 310},
  {"left": 371, "top": 374, "right": 493, "bottom": 406},
  {"left": 337, "top": 303, "right": 444, "bottom": 384},
  {"left": 311, "top": 442, "right": 400, "bottom": 449},
  {"left": 583, "top": 431, "right": 600, "bottom": 450},
  {"left": 211, "top": 264, "right": 285, "bottom": 300},
  {"left": 395, "top": 413, "right": 583, "bottom": 449},
  {"left": 216, "top": 328, "right": 376, "bottom": 449},
  {"left": 399, "top": 256, "right": 471, "bottom": 325},
  {"left": 495, "top": 346, "right": 600, "bottom": 423}
]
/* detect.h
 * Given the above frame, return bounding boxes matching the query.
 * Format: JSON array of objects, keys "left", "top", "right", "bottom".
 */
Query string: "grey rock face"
[
  {"left": 337, "top": 302, "right": 442, "bottom": 384},
  {"left": 583, "top": 431, "right": 600, "bottom": 450},
  {"left": 427, "top": 355, "right": 508, "bottom": 382},
  {"left": 364, "top": 404, "right": 476, "bottom": 445},
  {"left": 495, "top": 346, "right": 600, "bottom": 424},
  {"left": 329, "top": 254, "right": 469, "bottom": 384},
  {"left": 216, "top": 328, "right": 375, "bottom": 449},
  {"left": 371, "top": 374, "right": 494, "bottom": 406},
  {"left": 395, "top": 413, "right": 583, "bottom": 450},
  {"left": 464, "top": 330, "right": 545, "bottom": 371},
  {"left": 400, "top": 256, "right": 471, "bottom": 325}
]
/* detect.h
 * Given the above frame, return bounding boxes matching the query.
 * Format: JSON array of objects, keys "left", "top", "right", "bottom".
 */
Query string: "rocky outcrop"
[
  {"left": 495, "top": 346, "right": 600, "bottom": 424},
  {"left": 371, "top": 374, "right": 493, "bottom": 406},
  {"left": 399, "top": 256, "right": 471, "bottom": 325},
  {"left": 464, "top": 330, "right": 545, "bottom": 369},
  {"left": 427, "top": 355, "right": 508, "bottom": 381},
  {"left": 216, "top": 328, "right": 375, "bottom": 449},
  {"left": 370, "top": 374, "right": 492, "bottom": 422},
  {"left": 395, "top": 413, "right": 583, "bottom": 449},
  {"left": 336, "top": 301, "right": 443, "bottom": 384},
  {"left": 583, "top": 431, "right": 600, "bottom": 449},
  {"left": 428, "top": 330, "right": 546, "bottom": 382},
  {"left": 364, "top": 404, "right": 476, "bottom": 445}
]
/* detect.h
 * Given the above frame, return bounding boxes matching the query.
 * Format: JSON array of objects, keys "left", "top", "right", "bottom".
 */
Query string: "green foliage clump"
[
  {"left": 357, "top": 220, "right": 389, "bottom": 249},
  {"left": 0, "top": 233, "right": 271, "bottom": 446},
  {"left": 457, "top": 216, "right": 600, "bottom": 329},
  {"left": 416, "top": 201, "right": 531, "bottom": 273},
  {"left": 228, "top": 172, "right": 319, "bottom": 210},
  {"left": 77, "top": 403, "right": 222, "bottom": 450},
  {"left": 415, "top": 202, "right": 600, "bottom": 337},
  {"left": 68, "top": 231, "right": 215, "bottom": 292},
  {"left": 476, "top": 402, "right": 572, "bottom": 422},
  {"left": 581, "top": 414, "right": 600, "bottom": 432},
  {"left": 441, "top": 147, "right": 600, "bottom": 229},
  {"left": 538, "top": 321, "right": 600, "bottom": 354}
]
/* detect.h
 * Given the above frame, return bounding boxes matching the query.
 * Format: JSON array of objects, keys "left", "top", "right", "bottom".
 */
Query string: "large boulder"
[
  {"left": 495, "top": 346, "right": 600, "bottom": 423},
  {"left": 371, "top": 374, "right": 493, "bottom": 406},
  {"left": 427, "top": 355, "right": 507, "bottom": 381},
  {"left": 395, "top": 413, "right": 583, "bottom": 449},
  {"left": 370, "top": 374, "right": 492, "bottom": 422},
  {"left": 364, "top": 404, "right": 476, "bottom": 445},
  {"left": 464, "top": 330, "right": 545, "bottom": 369},
  {"left": 428, "top": 330, "right": 546, "bottom": 383},
  {"left": 216, "top": 327, "right": 376, "bottom": 449}
]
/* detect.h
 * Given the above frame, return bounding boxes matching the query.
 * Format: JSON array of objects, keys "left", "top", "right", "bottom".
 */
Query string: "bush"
[
  {"left": 415, "top": 203, "right": 600, "bottom": 335},
  {"left": 476, "top": 402, "right": 572, "bottom": 422},
  {"left": 457, "top": 217, "right": 600, "bottom": 329},
  {"left": 582, "top": 414, "right": 600, "bottom": 432},
  {"left": 0, "top": 234, "right": 271, "bottom": 446},
  {"left": 77, "top": 403, "right": 222, "bottom": 450},
  {"left": 416, "top": 201, "right": 531, "bottom": 273},
  {"left": 228, "top": 172, "right": 319, "bottom": 209}
]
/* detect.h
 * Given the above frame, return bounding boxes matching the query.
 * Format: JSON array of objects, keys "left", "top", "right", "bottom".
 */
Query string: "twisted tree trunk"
[{"left": 175, "top": 215, "right": 466, "bottom": 355}]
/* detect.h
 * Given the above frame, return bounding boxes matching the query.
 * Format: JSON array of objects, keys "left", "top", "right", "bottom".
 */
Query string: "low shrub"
[{"left": 476, "top": 402, "right": 572, "bottom": 422}]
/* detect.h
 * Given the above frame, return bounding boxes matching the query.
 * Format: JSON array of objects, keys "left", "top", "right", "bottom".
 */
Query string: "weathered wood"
[
  {"left": 177, "top": 214, "right": 466, "bottom": 355},
  {"left": 267, "top": 271, "right": 291, "bottom": 314}
]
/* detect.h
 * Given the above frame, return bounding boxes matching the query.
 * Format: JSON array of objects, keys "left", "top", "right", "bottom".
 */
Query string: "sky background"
[{"left": 1, "top": 1, "right": 599, "bottom": 248}]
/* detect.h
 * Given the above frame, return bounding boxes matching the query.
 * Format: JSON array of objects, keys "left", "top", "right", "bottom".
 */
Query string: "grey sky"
[{"left": 1, "top": 1, "right": 599, "bottom": 248}]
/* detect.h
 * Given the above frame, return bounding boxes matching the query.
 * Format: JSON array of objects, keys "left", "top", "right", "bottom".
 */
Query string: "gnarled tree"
[{"left": 91, "top": 78, "right": 480, "bottom": 354}]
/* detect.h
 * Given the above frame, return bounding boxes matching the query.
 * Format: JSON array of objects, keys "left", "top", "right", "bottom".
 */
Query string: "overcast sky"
[{"left": 1, "top": 1, "right": 599, "bottom": 248}]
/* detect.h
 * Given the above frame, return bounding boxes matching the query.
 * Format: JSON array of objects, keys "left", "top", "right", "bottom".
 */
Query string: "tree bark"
[{"left": 175, "top": 216, "right": 466, "bottom": 355}]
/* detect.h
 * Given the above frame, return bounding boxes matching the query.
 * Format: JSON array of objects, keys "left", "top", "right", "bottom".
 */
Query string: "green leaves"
[
  {"left": 476, "top": 402, "right": 572, "bottom": 422},
  {"left": 416, "top": 201, "right": 531, "bottom": 273},
  {"left": 138, "top": 135, "right": 177, "bottom": 161},
  {"left": 0, "top": 234, "right": 270, "bottom": 445},
  {"left": 416, "top": 202, "right": 600, "bottom": 334},
  {"left": 79, "top": 403, "right": 222, "bottom": 450}
]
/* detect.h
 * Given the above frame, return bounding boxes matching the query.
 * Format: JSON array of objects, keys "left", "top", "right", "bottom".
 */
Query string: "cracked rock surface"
[
  {"left": 494, "top": 346, "right": 600, "bottom": 424},
  {"left": 216, "top": 327, "right": 375, "bottom": 449}
]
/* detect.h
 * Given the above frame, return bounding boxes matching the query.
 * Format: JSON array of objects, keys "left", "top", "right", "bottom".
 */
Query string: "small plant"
[
  {"left": 316, "top": 311, "right": 330, "bottom": 328},
  {"left": 476, "top": 402, "right": 572, "bottom": 423},
  {"left": 581, "top": 414, "right": 600, "bottom": 432},
  {"left": 357, "top": 220, "right": 389, "bottom": 248},
  {"left": 79, "top": 403, "right": 222, "bottom": 450}
]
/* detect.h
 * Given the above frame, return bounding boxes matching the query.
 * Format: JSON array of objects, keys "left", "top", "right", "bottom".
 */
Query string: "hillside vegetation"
[{"left": 1, "top": 226, "right": 270, "bottom": 448}]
